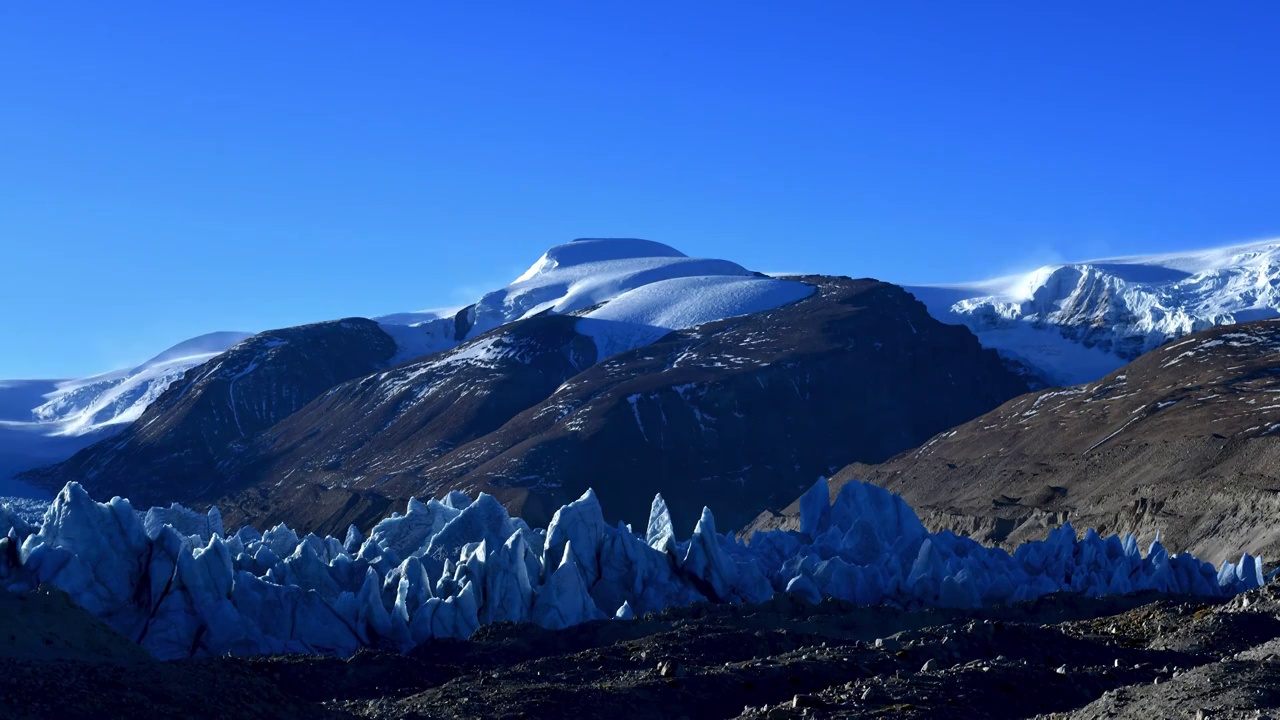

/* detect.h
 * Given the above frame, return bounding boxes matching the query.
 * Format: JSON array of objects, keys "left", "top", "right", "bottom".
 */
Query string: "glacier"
[
  {"left": 576, "top": 274, "right": 815, "bottom": 359},
  {"left": 0, "top": 477, "right": 1263, "bottom": 661}
]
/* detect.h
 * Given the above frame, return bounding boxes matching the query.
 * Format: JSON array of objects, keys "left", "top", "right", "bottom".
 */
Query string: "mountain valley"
[{"left": 7, "top": 236, "right": 1280, "bottom": 720}]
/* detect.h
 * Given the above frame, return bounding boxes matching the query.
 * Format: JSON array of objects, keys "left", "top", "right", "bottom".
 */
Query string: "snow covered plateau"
[{"left": 0, "top": 477, "right": 1262, "bottom": 660}]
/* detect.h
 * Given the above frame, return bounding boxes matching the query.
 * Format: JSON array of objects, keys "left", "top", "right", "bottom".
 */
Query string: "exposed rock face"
[
  {"left": 753, "top": 318, "right": 1280, "bottom": 565},
  {"left": 24, "top": 319, "right": 398, "bottom": 507}
]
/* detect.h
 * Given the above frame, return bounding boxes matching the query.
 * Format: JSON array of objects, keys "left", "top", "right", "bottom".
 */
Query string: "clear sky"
[{"left": 1, "top": 3, "right": 1277, "bottom": 378}]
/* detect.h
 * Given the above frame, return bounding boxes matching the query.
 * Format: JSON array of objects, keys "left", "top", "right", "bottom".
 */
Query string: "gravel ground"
[{"left": 9, "top": 585, "right": 1280, "bottom": 719}]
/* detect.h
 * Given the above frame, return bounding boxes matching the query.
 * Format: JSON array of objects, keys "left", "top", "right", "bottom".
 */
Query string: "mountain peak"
[
  {"left": 141, "top": 331, "right": 254, "bottom": 369},
  {"left": 514, "top": 238, "right": 686, "bottom": 284}
]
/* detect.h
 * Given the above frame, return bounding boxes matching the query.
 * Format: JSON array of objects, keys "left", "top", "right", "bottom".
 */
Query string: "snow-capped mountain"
[
  {"left": 908, "top": 238, "right": 1280, "bottom": 386},
  {"left": 2, "top": 239, "right": 813, "bottom": 494},
  {"left": 380, "top": 237, "right": 813, "bottom": 362},
  {"left": 31, "top": 268, "right": 1026, "bottom": 537},
  {"left": 14, "top": 234, "right": 1280, "bottom": 496}
]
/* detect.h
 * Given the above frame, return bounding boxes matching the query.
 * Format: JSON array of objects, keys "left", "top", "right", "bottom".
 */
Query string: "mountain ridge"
[
  {"left": 27, "top": 271, "right": 1029, "bottom": 536},
  {"left": 11, "top": 235, "right": 1280, "bottom": 490},
  {"left": 749, "top": 316, "right": 1280, "bottom": 565},
  {"left": 909, "top": 237, "right": 1280, "bottom": 385}
]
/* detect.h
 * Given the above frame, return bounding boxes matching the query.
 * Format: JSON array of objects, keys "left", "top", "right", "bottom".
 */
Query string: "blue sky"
[{"left": 1, "top": 3, "right": 1277, "bottom": 377}]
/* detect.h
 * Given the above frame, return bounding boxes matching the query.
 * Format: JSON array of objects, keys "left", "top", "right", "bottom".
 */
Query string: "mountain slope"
[
  {"left": 26, "top": 240, "right": 826, "bottom": 517},
  {"left": 910, "top": 238, "right": 1280, "bottom": 385},
  {"left": 216, "top": 275, "right": 1027, "bottom": 535},
  {"left": 759, "top": 318, "right": 1280, "bottom": 565},
  {"left": 0, "top": 332, "right": 251, "bottom": 494},
  {"left": 24, "top": 319, "right": 399, "bottom": 505},
  {"left": 31, "top": 331, "right": 255, "bottom": 435}
]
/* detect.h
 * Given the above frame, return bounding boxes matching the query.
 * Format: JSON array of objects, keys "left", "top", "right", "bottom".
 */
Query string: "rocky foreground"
[{"left": 7, "top": 581, "right": 1280, "bottom": 719}]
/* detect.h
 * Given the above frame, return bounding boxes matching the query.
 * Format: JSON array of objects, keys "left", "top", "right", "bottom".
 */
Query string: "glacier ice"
[
  {"left": 645, "top": 493, "right": 675, "bottom": 551},
  {"left": 544, "top": 488, "right": 607, "bottom": 587},
  {"left": 143, "top": 502, "right": 224, "bottom": 543},
  {"left": 576, "top": 274, "right": 814, "bottom": 359},
  {"left": 19, "top": 483, "right": 152, "bottom": 618},
  {"left": 532, "top": 540, "right": 605, "bottom": 631},
  {"left": 1, "top": 477, "right": 1265, "bottom": 660}
]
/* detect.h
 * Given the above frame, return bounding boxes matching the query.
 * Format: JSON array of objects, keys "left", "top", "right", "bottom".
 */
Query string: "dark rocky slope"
[
  {"left": 224, "top": 312, "right": 603, "bottom": 533},
  {"left": 751, "top": 319, "right": 1280, "bottom": 565},
  {"left": 24, "top": 319, "right": 398, "bottom": 507},
  {"left": 218, "top": 276, "right": 1026, "bottom": 535},
  {"left": 28, "top": 277, "right": 1027, "bottom": 537}
]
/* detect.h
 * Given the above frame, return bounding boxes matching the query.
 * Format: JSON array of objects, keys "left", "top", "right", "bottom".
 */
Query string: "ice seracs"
[
  {"left": 1, "top": 477, "right": 1262, "bottom": 660},
  {"left": 19, "top": 482, "right": 152, "bottom": 617},
  {"left": 142, "top": 502, "right": 224, "bottom": 543}
]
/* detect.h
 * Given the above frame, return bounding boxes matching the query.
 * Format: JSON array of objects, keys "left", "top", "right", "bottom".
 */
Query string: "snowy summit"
[{"left": 381, "top": 238, "right": 814, "bottom": 362}]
